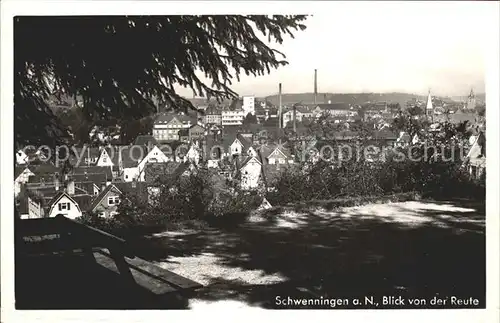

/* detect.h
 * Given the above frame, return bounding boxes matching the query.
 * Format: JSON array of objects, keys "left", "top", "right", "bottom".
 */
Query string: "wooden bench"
[{"left": 16, "top": 215, "right": 202, "bottom": 306}]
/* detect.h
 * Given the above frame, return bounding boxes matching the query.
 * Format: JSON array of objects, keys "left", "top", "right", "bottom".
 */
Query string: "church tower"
[
  {"left": 426, "top": 89, "right": 434, "bottom": 121},
  {"left": 466, "top": 88, "right": 476, "bottom": 111}
]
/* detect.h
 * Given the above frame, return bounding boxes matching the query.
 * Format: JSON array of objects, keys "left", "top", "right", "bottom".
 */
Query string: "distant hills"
[{"left": 260, "top": 92, "right": 486, "bottom": 108}]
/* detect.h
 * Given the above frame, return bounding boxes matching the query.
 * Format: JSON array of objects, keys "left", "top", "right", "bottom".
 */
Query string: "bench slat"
[
  {"left": 93, "top": 250, "right": 180, "bottom": 295},
  {"left": 126, "top": 256, "right": 203, "bottom": 291}
]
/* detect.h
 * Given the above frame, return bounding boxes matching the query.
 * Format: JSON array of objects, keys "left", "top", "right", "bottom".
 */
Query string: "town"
[
  {"left": 14, "top": 82, "right": 485, "bottom": 221},
  {"left": 8, "top": 10, "right": 492, "bottom": 313}
]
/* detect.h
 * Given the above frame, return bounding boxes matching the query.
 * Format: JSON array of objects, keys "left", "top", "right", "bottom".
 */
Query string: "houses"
[
  {"left": 221, "top": 100, "right": 245, "bottom": 126},
  {"left": 179, "top": 124, "right": 206, "bottom": 143},
  {"left": 14, "top": 167, "right": 35, "bottom": 197},
  {"left": 234, "top": 156, "right": 263, "bottom": 190},
  {"left": 88, "top": 184, "right": 123, "bottom": 217},
  {"left": 282, "top": 106, "right": 314, "bottom": 128},
  {"left": 311, "top": 103, "right": 355, "bottom": 118},
  {"left": 152, "top": 113, "right": 194, "bottom": 142},
  {"left": 203, "top": 104, "right": 222, "bottom": 125},
  {"left": 46, "top": 191, "right": 83, "bottom": 219},
  {"left": 242, "top": 96, "right": 256, "bottom": 116},
  {"left": 465, "top": 131, "right": 486, "bottom": 179}
]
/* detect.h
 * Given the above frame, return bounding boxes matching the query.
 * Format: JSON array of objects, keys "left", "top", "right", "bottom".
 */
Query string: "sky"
[{"left": 175, "top": 2, "right": 489, "bottom": 98}]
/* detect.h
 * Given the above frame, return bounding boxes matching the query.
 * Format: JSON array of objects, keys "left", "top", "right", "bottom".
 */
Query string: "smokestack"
[
  {"left": 278, "top": 83, "right": 282, "bottom": 129},
  {"left": 293, "top": 104, "right": 297, "bottom": 134},
  {"left": 314, "top": 69, "right": 317, "bottom": 105}
]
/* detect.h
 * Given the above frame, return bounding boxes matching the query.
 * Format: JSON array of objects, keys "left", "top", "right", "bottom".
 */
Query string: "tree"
[
  {"left": 475, "top": 104, "right": 486, "bottom": 117},
  {"left": 14, "top": 15, "right": 308, "bottom": 148},
  {"left": 242, "top": 113, "right": 258, "bottom": 125},
  {"left": 407, "top": 105, "right": 424, "bottom": 117}
]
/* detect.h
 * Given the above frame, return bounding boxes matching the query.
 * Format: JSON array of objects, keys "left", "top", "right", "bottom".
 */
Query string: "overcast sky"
[{"left": 176, "top": 2, "right": 488, "bottom": 98}]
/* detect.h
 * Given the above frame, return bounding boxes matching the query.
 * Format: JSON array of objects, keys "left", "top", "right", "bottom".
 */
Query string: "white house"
[
  {"left": 267, "top": 147, "right": 293, "bottom": 165},
  {"left": 47, "top": 191, "right": 83, "bottom": 219},
  {"left": 466, "top": 132, "right": 486, "bottom": 179},
  {"left": 183, "top": 142, "right": 202, "bottom": 166},
  {"left": 230, "top": 139, "right": 245, "bottom": 156},
  {"left": 96, "top": 148, "right": 115, "bottom": 167},
  {"left": 88, "top": 184, "right": 123, "bottom": 217},
  {"left": 247, "top": 146, "right": 258, "bottom": 158},
  {"left": 242, "top": 96, "right": 256, "bottom": 116},
  {"left": 118, "top": 145, "right": 172, "bottom": 183},
  {"left": 238, "top": 156, "right": 263, "bottom": 190},
  {"left": 16, "top": 150, "right": 29, "bottom": 165},
  {"left": 14, "top": 167, "right": 35, "bottom": 197}
]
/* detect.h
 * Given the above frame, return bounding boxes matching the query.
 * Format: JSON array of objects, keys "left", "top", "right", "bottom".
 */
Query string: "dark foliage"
[{"left": 15, "top": 15, "right": 307, "bottom": 148}]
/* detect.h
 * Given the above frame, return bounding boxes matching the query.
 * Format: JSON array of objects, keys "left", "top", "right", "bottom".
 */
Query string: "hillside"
[{"left": 260, "top": 92, "right": 473, "bottom": 108}]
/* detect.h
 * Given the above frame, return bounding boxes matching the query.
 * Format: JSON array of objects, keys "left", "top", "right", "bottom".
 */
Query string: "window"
[
  {"left": 108, "top": 196, "right": 120, "bottom": 205},
  {"left": 58, "top": 202, "right": 70, "bottom": 211},
  {"left": 103, "top": 156, "right": 107, "bottom": 163}
]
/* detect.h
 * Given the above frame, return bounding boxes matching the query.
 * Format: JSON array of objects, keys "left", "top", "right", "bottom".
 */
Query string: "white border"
[{"left": 1, "top": 1, "right": 499, "bottom": 323}]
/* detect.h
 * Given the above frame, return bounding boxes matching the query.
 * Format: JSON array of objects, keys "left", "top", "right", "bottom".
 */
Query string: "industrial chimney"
[
  {"left": 314, "top": 69, "right": 317, "bottom": 105},
  {"left": 278, "top": 83, "right": 282, "bottom": 129},
  {"left": 293, "top": 103, "right": 297, "bottom": 134}
]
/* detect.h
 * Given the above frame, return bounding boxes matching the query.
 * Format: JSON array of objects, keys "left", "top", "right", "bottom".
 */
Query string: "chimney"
[
  {"left": 66, "top": 180, "right": 75, "bottom": 195},
  {"left": 54, "top": 173, "right": 60, "bottom": 191},
  {"left": 314, "top": 69, "right": 317, "bottom": 105},
  {"left": 293, "top": 104, "right": 297, "bottom": 134},
  {"left": 278, "top": 83, "right": 282, "bottom": 129}
]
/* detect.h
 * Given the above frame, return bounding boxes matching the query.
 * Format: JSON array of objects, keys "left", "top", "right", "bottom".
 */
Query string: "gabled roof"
[
  {"left": 205, "top": 104, "right": 222, "bottom": 115},
  {"left": 120, "top": 146, "right": 144, "bottom": 168},
  {"left": 89, "top": 184, "right": 123, "bottom": 212},
  {"left": 74, "top": 181, "right": 97, "bottom": 195},
  {"left": 15, "top": 166, "right": 30, "bottom": 179},
  {"left": 72, "top": 194, "right": 94, "bottom": 212},
  {"left": 47, "top": 191, "right": 80, "bottom": 214},
  {"left": 259, "top": 144, "right": 293, "bottom": 162},
  {"left": 236, "top": 134, "right": 253, "bottom": 151},
  {"left": 154, "top": 113, "right": 194, "bottom": 125}
]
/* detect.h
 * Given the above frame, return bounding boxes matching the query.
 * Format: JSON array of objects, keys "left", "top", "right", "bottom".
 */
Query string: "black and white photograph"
[{"left": 1, "top": 1, "right": 499, "bottom": 321}]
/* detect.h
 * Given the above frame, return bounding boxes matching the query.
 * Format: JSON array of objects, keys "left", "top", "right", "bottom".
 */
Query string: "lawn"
[{"left": 132, "top": 199, "right": 486, "bottom": 309}]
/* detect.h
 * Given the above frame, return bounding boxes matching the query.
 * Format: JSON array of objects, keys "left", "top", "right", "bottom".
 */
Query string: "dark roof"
[
  {"left": 144, "top": 161, "right": 181, "bottom": 182},
  {"left": 113, "top": 182, "right": 148, "bottom": 202},
  {"left": 133, "top": 135, "right": 158, "bottom": 147},
  {"left": 29, "top": 163, "right": 60, "bottom": 175},
  {"left": 314, "top": 103, "right": 351, "bottom": 111},
  {"left": 72, "top": 173, "right": 109, "bottom": 186},
  {"left": 205, "top": 104, "right": 222, "bottom": 115},
  {"left": 120, "top": 146, "right": 144, "bottom": 168},
  {"left": 89, "top": 184, "right": 122, "bottom": 212},
  {"left": 74, "top": 181, "right": 96, "bottom": 195},
  {"left": 72, "top": 194, "right": 94, "bottom": 212},
  {"left": 72, "top": 166, "right": 112, "bottom": 179},
  {"left": 236, "top": 134, "right": 253, "bottom": 151},
  {"left": 154, "top": 113, "right": 194, "bottom": 125},
  {"left": 15, "top": 166, "right": 27, "bottom": 179}
]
